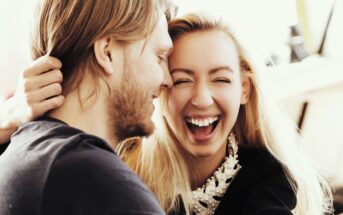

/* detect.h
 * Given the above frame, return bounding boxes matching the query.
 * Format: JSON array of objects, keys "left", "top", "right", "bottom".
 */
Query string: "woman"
[
  {"left": 119, "top": 14, "right": 333, "bottom": 215},
  {"left": 1, "top": 13, "right": 333, "bottom": 215}
]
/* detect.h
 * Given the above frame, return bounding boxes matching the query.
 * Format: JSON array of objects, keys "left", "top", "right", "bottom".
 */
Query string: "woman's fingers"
[
  {"left": 33, "top": 69, "right": 63, "bottom": 89},
  {"left": 33, "top": 83, "right": 63, "bottom": 102},
  {"left": 22, "top": 55, "right": 62, "bottom": 78},
  {"left": 5, "top": 55, "right": 65, "bottom": 128},
  {"left": 32, "top": 95, "right": 65, "bottom": 118}
]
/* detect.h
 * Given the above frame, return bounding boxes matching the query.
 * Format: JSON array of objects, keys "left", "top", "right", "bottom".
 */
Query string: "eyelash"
[
  {"left": 173, "top": 78, "right": 231, "bottom": 86},
  {"left": 173, "top": 79, "right": 191, "bottom": 85},
  {"left": 158, "top": 55, "right": 167, "bottom": 64},
  {"left": 214, "top": 79, "right": 231, "bottom": 83}
]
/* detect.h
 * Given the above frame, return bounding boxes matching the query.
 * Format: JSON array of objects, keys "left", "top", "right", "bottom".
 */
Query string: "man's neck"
[{"left": 48, "top": 80, "right": 117, "bottom": 147}]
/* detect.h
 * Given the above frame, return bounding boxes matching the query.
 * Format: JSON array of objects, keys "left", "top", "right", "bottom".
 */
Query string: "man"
[{"left": 0, "top": 0, "right": 175, "bottom": 214}]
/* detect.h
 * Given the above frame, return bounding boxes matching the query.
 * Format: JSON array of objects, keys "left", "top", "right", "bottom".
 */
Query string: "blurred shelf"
[{"left": 266, "top": 56, "right": 343, "bottom": 100}]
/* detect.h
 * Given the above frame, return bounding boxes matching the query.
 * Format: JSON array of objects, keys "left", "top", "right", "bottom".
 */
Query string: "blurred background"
[{"left": 0, "top": 0, "right": 342, "bottom": 213}]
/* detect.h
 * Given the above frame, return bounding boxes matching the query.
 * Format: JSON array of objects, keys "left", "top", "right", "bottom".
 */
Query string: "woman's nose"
[{"left": 191, "top": 85, "right": 214, "bottom": 109}]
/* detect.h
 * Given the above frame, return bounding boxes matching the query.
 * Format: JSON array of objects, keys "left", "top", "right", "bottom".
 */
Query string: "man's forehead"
[{"left": 156, "top": 17, "right": 173, "bottom": 51}]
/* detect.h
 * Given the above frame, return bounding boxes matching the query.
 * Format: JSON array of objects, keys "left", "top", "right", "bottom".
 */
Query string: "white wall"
[{"left": 0, "top": 0, "right": 37, "bottom": 97}]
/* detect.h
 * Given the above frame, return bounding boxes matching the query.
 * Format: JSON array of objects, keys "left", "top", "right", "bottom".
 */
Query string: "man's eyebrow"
[
  {"left": 159, "top": 46, "right": 173, "bottom": 56},
  {"left": 209, "top": 66, "right": 233, "bottom": 75},
  {"left": 156, "top": 47, "right": 173, "bottom": 59}
]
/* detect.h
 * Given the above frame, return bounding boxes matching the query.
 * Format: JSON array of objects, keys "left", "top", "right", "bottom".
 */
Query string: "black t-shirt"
[
  {"left": 0, "top": 117, "right": 164, "bottom": 215},
  {"left": 0, "top": 141, "right": 9, "bottom": 155}
]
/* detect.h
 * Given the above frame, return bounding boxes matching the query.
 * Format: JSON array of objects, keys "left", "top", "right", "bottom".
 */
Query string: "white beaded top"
[{"left": 190, "top": 134, "right": 241, "bottom": 215}]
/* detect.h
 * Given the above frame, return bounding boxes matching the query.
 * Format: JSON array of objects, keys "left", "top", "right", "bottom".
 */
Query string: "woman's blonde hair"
[
  {"left": 32, "top": 0, "right": 172, "bottom": 96},
  {"left": 118, "top": 13, "right": 333, "bottom": 215}
]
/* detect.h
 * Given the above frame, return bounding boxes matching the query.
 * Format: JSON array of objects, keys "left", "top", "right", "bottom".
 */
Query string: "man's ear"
[
  {"left": 94, "top": 37, "right": 116, "bottom": 75},
  {"left": 241, "top": 76, "right": 251, "bottom": 104}
]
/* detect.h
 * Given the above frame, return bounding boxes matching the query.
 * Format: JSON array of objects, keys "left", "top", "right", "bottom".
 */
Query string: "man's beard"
[{"left": 108, "top": 71, "right": 155, "bottom": 142}]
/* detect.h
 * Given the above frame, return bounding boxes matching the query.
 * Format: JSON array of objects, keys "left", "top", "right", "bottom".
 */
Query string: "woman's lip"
[
  {"left": 185, "top": 114, "right": 220, "bottom": 119},
  {"left": 185, "top": 118, "right": 220, "bottom": 143}
]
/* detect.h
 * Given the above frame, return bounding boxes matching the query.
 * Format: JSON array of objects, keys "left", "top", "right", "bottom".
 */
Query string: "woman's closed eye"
[
  {"left": 213, "top": 78, "right": 231, "bottom": 84},
  {"left": 173, "top": 79, "right": 192, "bottom": 86}
]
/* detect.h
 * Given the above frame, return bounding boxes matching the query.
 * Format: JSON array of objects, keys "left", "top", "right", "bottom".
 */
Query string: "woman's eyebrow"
[
  {"left": 170, "top": 68, "right": 194, "bottom": 75},
  {"left": 170, "top": 66, "right": 234, "bottom": 75},
  {"left": 209, "top": 66, "right": 233, "bottom": 75}
]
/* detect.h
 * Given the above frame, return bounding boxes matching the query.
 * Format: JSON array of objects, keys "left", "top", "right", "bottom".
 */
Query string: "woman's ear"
[
  {"left": 94, "top": 37, "right": 115, "bottom": 75},
  {"left": 241, "top": 76, "right": 251, "bottom": 104}
]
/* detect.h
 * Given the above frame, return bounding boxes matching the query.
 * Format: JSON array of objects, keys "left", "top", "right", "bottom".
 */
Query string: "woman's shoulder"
[
  {"left": 214, "top": 144, "right": 296, "bottom": 214},
  {"left": 235, "top": 144, "right": 293, "bottom": 192},
  {"left": 237, "top": 144, "right": 282, "bottom": 175},
  {"left": 232, "top": 145, "right": 290, "bottom": 191}
]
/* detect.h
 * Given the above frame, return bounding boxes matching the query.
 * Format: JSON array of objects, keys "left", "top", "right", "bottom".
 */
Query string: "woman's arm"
[{"left": 0, "top": 56, "right": 64, "bottom": 145}]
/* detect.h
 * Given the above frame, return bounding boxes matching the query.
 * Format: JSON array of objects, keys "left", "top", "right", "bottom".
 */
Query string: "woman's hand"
[{"left": 0, "top": 56, "right": 64, "bottom": 143}]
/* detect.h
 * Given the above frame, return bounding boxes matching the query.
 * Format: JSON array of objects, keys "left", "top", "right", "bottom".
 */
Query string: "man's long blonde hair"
[
  {"left": 117, "top": 13, "right": 333, "bottom": 215},
  {"left": 32, "top": 0, "right": 172, "bottom": 96}
]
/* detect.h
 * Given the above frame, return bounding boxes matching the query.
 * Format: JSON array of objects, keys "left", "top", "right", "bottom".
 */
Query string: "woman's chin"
[{"left": 189, "top": 147, "right": 218, "bottom": 158}]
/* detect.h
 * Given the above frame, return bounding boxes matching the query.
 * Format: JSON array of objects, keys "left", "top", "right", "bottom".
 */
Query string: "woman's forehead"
[{"left": 169, "top": 31, "right": 240, "bottom": 72}]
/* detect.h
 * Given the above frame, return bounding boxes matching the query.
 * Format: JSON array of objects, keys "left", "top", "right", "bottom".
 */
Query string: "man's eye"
[{"left": 158, "top": 56, "right": 167, "bottom": 64}]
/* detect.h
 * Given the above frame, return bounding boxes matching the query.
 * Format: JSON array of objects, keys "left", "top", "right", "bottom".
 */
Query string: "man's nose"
[{"left": 191, "top": 85, "right": 214, "bottom": 109}]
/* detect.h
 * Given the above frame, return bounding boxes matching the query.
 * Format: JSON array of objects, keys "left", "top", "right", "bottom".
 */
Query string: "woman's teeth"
[{"left": 186, "top": 116, "right": 219, "bottom": 127}]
